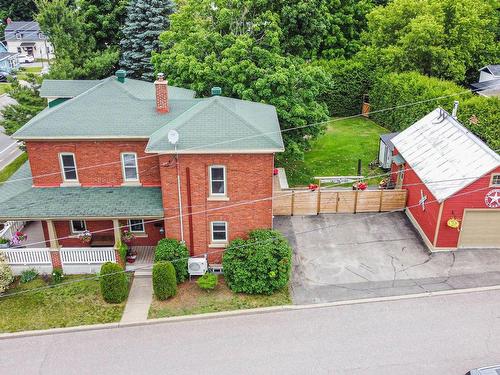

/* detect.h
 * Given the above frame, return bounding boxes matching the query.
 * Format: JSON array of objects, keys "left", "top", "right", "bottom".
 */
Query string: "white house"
[
  {"left": 471, "top": 64, "right": 500, "bottom": 98},
  {"left": 4, "top": 20, "right": 55, "bottom": 61}
]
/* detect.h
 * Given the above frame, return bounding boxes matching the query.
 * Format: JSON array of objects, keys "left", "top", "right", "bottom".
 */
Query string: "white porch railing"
[
  {"left": 0, "top": 248, "right": 51, "bottom": 265},
  {"left": 60, "top": 247, "right": 116, "bottom": 264},
  {"left": 0, "top": 221, "right": 26, "bottom": 241}
]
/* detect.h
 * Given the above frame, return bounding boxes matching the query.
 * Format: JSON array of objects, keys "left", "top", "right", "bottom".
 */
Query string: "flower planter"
[
  {"left": 0, "top": 243, "right": 10, "bottom": 249},
  {"left": 126, "top": 255, "right": 137, "bottom": 264}
]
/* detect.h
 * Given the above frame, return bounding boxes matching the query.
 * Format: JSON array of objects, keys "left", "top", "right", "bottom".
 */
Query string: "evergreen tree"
[{"left": 119, "top": 0, "right": 175, "bottom": 81}]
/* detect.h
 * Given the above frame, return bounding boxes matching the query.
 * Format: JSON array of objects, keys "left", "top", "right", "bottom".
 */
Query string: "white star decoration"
[{"left": 485, "top": 189, "right": 500, "bottom": 208}]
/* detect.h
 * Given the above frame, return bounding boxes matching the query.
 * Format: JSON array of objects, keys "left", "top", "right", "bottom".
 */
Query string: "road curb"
[{"left": 2, "top": 283, "right": 500, "bottom": 340}]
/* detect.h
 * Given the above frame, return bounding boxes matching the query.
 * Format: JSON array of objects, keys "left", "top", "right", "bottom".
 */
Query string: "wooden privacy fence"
[
  {"left": 60, "top": 247, "right": 116, "bottom": 264},
  {"left": 273, "top": 188, "right": 407, "bottom": 216},
  {"left": 1, "top": 248, "right": 51, "bottom": 265}
]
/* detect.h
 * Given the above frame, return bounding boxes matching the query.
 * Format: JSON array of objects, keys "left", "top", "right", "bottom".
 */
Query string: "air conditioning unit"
[{"left": 188, "top": 257, "right": 208, "bottom": 276}]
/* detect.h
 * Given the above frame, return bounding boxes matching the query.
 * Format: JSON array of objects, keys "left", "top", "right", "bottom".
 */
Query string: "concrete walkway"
[{"left": 121, "top": 277, "right": 153, "bottom": 323}]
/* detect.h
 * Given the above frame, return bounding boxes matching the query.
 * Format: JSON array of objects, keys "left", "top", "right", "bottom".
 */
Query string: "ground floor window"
[
  {"left": 70, "top": 220, "right": 86, "bottom": 233},
  {"left": 211, "top": 221, "right": 228, "bottom": 242},
  {"left": 128, "top": 219, "right": 145, "bottom": 233}
]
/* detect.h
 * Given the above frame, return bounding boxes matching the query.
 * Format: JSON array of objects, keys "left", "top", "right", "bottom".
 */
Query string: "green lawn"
[
  {"left": 149, "top": 277, "right": 290, "bottom": 319},
  {"left": 0, "top": 275, "right": 128, "bottom": 333},
  {"left": 0, "top": 83, "right": 11, "bottom": 95},
  {"left": 0, "top": 153, "right": 28, "bottom": 183},
  {"left": 15, "top": 66, "right": 43, "bottom": 81},
  {"left": 284, "top": 117, "right": 389, "bottom": 187}
]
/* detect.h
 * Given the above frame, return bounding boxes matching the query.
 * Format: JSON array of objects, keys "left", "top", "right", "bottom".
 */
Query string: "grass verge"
[
  {"left": 284, "top": 117, "right": 388, "bottom": 187},
  {"left": 0, "top": 83, "right": 11, "bottom": 95},
  {"left": 0, "top": 153, "right": 27, "bottom": 183},
  {"left": 149, "top": 277, "right": 290, "bottom": 319},
  {"left": 0, "top": 275, "right": 129, "bottom": 333}
]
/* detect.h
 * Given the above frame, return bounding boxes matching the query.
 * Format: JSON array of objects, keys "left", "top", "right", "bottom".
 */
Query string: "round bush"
[
  {"left": 197, "top": 273, "right": 218, "bottom": 291},
  {"left": 222, "top": 229, "right": 292, "bottom": 295},
  {"left": 152, "top": 261, "right": 177, "bottom": 300},
  {"left": 0, "top": 253, "right": 13, "bottom": 293},
  {"left": 154, "top": 238, "right": 189, "bottom": 283},
  {"left": 99, "top": 262, "right": 128, "bottom": 303}
]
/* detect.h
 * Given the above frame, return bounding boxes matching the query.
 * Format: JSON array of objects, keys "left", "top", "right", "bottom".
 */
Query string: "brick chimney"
[{"left": 155, "top": 73, "right": 169, "bottom": 113}]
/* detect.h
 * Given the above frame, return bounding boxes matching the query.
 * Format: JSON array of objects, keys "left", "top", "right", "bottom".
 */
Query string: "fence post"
[
  {"left": 46, "top": 220, "right": 61, "bottom": 270},
  {"left": 353, "top": 190, "right": 359, "bottom": 213},
  {"left": 379, "top": 190, "right": 384, "bottom": 212},
  {"left": 316, "top": 189, "right": 321, "bottom": 215},
  {"left": 290, "top": 190, "right": 295, "bottom": 216}
]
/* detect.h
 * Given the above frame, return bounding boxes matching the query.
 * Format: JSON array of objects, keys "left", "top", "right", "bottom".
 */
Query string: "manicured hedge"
[
  {"left": 369, "top": 72, "right": 499, "bottom": 150},
  {"left": 222, "top": 229, "right": 292, "bottom": 295},
  {"left": 99, "top": 262, "right": 128, "bottom": 303},
  {"left": 154, "top": 238, "right": 189, "bottom": 283},
  {"left": 152, "top": 261, "right": 177, "bottom": 300}
]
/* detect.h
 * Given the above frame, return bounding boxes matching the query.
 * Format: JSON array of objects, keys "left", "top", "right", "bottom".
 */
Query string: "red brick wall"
[
  {"left": 26, "top": 141, "right": 161, "bottom": 187},
  {"left": 436, "top": 166, "right": 500, "bottom": 248},
  {"left": 402, "top": 164, "right": 441, "bottom": 246},
  {"left": 159, "top": 153, "right": 275, "bottom": 262},
  {"left": 42, "top": 219, "right": 161, "bottom": 247}
]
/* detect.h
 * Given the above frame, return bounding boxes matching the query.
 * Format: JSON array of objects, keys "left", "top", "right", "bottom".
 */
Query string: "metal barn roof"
[{"left": 391, "top": 108, "right": 500, "bottom": 202}]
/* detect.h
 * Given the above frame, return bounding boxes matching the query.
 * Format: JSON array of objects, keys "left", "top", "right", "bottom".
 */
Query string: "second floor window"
[
  {"left": 60, "top": 153, "right": 78, "bottom": 181},
  {"left": 121, "top": 153, "right": 139, "bottom": 182},
  {"left": 209, "top": 165, "right": 226, "bottom": 196}
]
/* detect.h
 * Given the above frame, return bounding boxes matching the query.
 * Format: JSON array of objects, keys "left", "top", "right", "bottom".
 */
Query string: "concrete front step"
[{"left": 135, "top": 270, "right": 152, "bottom": 277}]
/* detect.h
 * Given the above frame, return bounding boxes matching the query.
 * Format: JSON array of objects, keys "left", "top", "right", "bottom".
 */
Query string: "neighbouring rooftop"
[{"left": 392, "top": 108, "right": 500, "bottom": 202}]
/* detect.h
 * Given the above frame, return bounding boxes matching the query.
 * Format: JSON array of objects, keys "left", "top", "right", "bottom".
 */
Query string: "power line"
[
  {"left": 2, "top": 79, "right": 499, "bottom": 187},
  {"left": 0, "top": 179, "right": 495, "bottom": 300}
]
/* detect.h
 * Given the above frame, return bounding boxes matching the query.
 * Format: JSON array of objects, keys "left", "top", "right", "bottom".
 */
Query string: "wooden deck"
[{"left": 133, "top": 246, "right": 155, "bottom": 265}]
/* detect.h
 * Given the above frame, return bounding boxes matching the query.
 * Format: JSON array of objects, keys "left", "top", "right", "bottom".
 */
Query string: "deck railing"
[
  {"left": 60, "top": 247, "right": 116, "bottom": 264},
  {"left": 0, "top": 248, "right": 51, "bottom": 265},
  {"left": 0, "top": 221, "right": 26, "bottom": 241}
]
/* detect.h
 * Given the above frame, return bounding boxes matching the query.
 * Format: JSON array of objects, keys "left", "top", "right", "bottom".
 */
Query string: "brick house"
[
  {"left": 390, "top": 107, "right": 500, "bottom": 250},
  {"left": 0, "top": 71, "right": 284, "bottom": 270}
]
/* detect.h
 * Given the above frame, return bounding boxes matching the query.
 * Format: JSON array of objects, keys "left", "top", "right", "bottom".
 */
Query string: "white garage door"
[{"left": 459, "top": 210, "right": 500, "bottom": 248}]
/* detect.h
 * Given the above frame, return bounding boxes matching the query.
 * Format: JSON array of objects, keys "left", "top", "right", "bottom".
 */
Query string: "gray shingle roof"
[
  {"left": 0, "top": 163, "right": 164, "bottom": 219},
  {"left": 481, "top": 64, "right": 500, "bottom": 77},
  {"left": 0, "top": 52, "right": 17, "bottom": 61},
  {"left": 4, "top": 21, "right": 45, "bottom": 41},
  {"left": 14, "top": 76, "right": 284, "bottom": 153},
  {"left": 40, "top": 80, "right": 102, "bottom": 98}
]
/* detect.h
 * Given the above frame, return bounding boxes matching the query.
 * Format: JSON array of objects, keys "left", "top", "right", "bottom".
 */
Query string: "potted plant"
[
  {"left": 10, "top": 231, "right": 27, "bottom": 247},
  {"left": 353, "top": 182, "right": 367, "bottom": 191},
  {"left": 78, "top": 230, "right": 92, "bottom": 243},
  {"left": 122, "top": 227, "right": 135, "bottom": 244},
  {"left": 126, "top": 247, "right": 137, "bottom": 263},
  {"left": 0, "top": 237, "right": 10, "bottom": 248}
]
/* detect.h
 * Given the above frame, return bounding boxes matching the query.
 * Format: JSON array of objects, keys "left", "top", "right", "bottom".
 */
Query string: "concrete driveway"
[{"left": 275, "top": 212, "right": 500, "bottom": 304}]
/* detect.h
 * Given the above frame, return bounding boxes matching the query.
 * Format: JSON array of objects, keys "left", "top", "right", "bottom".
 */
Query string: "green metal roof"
[
  {"left": 146, "top": 96, "right": 284, "bottom": 153},
  {"left": 14, "top": 76, "right": 284, "bottom": 153},
  {"left": 40, "top": 79, "right": 102, "bottom": 98},
  {"left": 0, "top": 163, "right": 164, "bottom": 219}
]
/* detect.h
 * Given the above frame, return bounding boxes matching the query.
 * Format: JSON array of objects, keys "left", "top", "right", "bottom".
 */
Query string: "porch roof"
[{"left": 0, "top": 162, "right": 165, "bottom": 220}]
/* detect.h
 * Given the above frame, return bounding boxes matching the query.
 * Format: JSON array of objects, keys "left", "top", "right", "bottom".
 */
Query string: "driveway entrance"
[{"left": 275, "top": 212, "right": 500, "bottom": 304}]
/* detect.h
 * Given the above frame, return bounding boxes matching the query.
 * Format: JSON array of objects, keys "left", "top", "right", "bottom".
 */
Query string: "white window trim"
[
  {"left": 121, "top": 152, "right": 140, "bottom": 183},
  {"left": 490, "top": 173, "right": 500, "bottom": 187},
  {"left": 59, "top": 152, "right": 79, "bottom": 182},
  {"left": 128, "top": 219, "right": 145, "bottom": 233},
  {"left": 210, "top": 221, "right": 228, "bottom": 244},
  {"left": 209, "top": 165, "right": 227, "bottom": 197},
  {"left": 70, "top": 220, "right": 87, "bottom": 234}
]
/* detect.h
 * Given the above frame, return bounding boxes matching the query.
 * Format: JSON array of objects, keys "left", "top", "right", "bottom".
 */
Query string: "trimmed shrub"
[
  {"left": 117, "top": 242, "right": 128, "bottom": 267},
  {"left": 51, "top": 268, "right": 64, "bottom": 284},
  {"left": 197, "top": 273, "right": 218, "bottom": 291},
  {"left": 154, "top": 238, "right": 189, "bottom": 283},
  {"left": 99, "top": 262, "right": 128, "bottom": 303},
  {"left": 0, "top": 253, "right": 13, "bottom": 293},
  {"left": 152, "top": 261, "right": 177, "bottom": 300},
  {"left": 20, "top": 268, "right": 38, "bottom": 284},
  {"left": 222, "top": 229, "right": 292, "bottom": 295}
]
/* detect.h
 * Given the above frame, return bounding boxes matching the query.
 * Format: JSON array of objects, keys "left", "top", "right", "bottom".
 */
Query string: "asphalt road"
[
  {"left": 1, "top": 290, "right": 499, "bottom": 374},
  {"left": 0, "top": 95, "right": 22, "bottom": 171}
]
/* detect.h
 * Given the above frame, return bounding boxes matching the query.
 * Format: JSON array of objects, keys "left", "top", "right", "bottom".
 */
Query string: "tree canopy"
[{"left": 361, "top": 0, "right": 500, "bottom": 83}]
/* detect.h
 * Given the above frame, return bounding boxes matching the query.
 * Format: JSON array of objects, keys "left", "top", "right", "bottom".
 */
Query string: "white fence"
[
  {"left": 0, "top": 247, "right": 52, "bottom": 275},
  {"left": 0, "top": 221, "right": 26, "bottom": 241},
  {"left": 1, "top": 247, "right": 117, "bottom": 275},
  {"left": 60, "top": 247, "right": 116, "bottom": 274}
]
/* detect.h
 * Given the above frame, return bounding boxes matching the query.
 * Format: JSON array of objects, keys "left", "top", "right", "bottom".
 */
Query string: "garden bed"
[
  {"left": 148, "top": 277, "right": 290, "bottom": 319},
  {"left": 284, "top": 117, "right": 388, "bottom": 187},
  {"left": 0, "top": 274, "right": 130, "bottom": 333}
]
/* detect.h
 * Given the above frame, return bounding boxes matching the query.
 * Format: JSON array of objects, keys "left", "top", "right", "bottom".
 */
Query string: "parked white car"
[{"left": 18, "top": 54, "right": 35, "bottom": 63}]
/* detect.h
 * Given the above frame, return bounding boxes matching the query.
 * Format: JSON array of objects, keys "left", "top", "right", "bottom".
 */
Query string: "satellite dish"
[{"left": 167, "top": 129, "right": 179, "bottom": 145}]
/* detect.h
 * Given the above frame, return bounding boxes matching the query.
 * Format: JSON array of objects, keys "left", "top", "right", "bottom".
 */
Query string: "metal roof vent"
[
  {"left": 211, "top": 87, "right": 222, "bottom": 96},
  {"left": 116, "top": 69, "right": 126, "bottom": 83}
]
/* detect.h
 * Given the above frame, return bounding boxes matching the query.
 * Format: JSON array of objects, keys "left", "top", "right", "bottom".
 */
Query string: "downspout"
[
  {"left": 175, "top": 145, "right": 185, "bottom": 243},
  {"left": 186, "top": 167, "right": 195, "bottom": 256}
]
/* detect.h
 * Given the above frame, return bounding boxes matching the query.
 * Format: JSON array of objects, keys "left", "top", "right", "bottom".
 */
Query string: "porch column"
[
  {"left": 46, "top": 220, "right": 62, "bottom": 269},
  {"left": 113, "top": 219, "right": 125, "bottom": 267}
]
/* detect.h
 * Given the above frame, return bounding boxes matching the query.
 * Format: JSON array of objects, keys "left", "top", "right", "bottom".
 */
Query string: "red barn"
[{"left": 391, "top": 107, "right": 500, "bottom": 251}]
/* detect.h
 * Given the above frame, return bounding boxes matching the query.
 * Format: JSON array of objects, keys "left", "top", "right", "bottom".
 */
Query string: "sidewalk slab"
[{"left": 121, "top": 277, "right": 153, "bottom": 323}]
